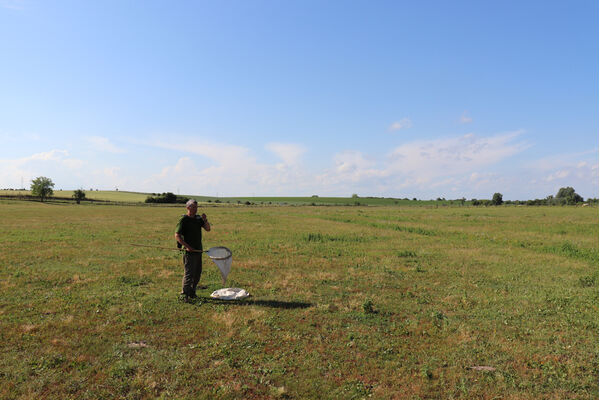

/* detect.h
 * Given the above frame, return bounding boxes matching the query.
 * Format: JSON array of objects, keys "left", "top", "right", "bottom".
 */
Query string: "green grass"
[{"left": 2, "top": 201, "right": 599, "bottom": 398}]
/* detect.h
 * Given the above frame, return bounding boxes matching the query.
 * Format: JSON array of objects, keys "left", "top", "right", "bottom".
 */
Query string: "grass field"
[{"left": 2, "top": 201, "right": 599, "bottom": 399}]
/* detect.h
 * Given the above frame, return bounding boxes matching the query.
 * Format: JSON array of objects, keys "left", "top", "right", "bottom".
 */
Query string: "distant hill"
[
  {"left": 0, "top": 190, "right": 151, "bottom": 203},
  {"left": 0, "top": 189, "right": 455, "bottom": 206}
]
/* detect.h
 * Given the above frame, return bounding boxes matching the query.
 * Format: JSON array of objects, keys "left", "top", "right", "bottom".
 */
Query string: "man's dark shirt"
[{"left": 175, "top": 215, "right": 205, "bottom": 251}]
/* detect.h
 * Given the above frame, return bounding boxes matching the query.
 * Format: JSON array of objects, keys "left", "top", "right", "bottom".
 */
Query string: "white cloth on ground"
[{"left": 210, "top": 288, "right": 250, "bottom": 300}]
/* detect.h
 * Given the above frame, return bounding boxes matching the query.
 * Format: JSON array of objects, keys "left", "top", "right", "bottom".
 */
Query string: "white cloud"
[
  {"left": 145, "top": 139, "right": 314, "bottom": 196},
  {"left": 545, "top": 170, "right": 570, "bottom": 182},
  {"left": 529, "top": 148, "right": 599, "bottom": 171},
  {"left": 83, "top": 166, "right": 131, "bottom": 191},
  {"left": 315, "top": 151, "right": 387, "bottom": 190},
  {"left": 103, "top": 167, "right": 121, "bottom": 178},
  {"left": 25, "top": 149, "right": 69, "bottom": 161},
  {"left": 315, "top": 131, "right": 527, "bottom": 197},
  {"left": 387, "top": 131, "right": 527, "bottom": 180},
  {"left": 0, "top": 149, "right": 85, "bottom": 188},
  {"left": 335, "top": 151, "right": 372, "bottom": 173},
  {"left": 0, "top": 131, "right": 537, "bottom": 198},
  {"left": 151, "top": 140, "right": 250, "bottom": 164},
  {"left": 87, "top": 136, "right": 126, "bottom": 153},
  {"left": 155, "top": 157, "right": 196, "bottom": 179},
  {"left": 519, "top": 148, "right": 599, "bottom": 199},
  {"left": 388, "top": 118, "right": 413, "bottom": 132},
  {"left": 3, "top": 149, "right": 83, "bottom": 167},
  {"left": 266, "top": 143, "right": 306, "bottom": 166},
  {"left": 467, "top": 172, "right": 498, "bottom": 187}
]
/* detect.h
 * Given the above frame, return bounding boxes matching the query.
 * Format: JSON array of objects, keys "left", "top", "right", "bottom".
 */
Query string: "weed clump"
[
  {"left": 362, "top": 299, "right": 376, "bottom": 314},
  {"left": 579, "top": 275, "right": 596, "bottom": 287},
  {"left": 118, "top": 276, "right": 152, "bottom": 287},
  {"left": 397, "top": 250, "right": 417, "bottom": 257}
]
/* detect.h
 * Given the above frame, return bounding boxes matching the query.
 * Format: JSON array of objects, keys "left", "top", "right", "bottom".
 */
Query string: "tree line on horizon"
[
  {"left": 3, "top": 176, "right": 596, "bottom": 206},
  {"left": 144, "top": 192, "right": 189, "bottom": 204}
]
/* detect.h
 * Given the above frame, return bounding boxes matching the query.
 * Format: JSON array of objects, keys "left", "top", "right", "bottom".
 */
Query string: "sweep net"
[{"left": 206, "top": 246, "right": 232, "bottom": 284}]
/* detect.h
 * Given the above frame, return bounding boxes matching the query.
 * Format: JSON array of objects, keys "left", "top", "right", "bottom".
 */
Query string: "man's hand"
[
  {"left": 201, "top": 213, "right": 211, "bottom": 231},
  {"left": 175, "top": 232, "right": 194, "bottom": 252}
]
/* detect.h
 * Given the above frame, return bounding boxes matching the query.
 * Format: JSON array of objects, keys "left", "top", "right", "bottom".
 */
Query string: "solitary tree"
[
  {"left": 556, "top": 187, "right": 583, "bottom": 205},
  {"left": 73, "top": 189, "right": 86, "bottom": 204},
  {"left": 30, "top": 176, "right": 54, "bottom": 202},
  {"left": 491, "top": 192, "right": 503, "bottom": 206}
]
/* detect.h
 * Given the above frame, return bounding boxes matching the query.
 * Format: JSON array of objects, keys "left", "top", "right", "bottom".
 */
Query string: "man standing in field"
[{"left": 175, "top": 199, "right": 211, "bottom": 302}]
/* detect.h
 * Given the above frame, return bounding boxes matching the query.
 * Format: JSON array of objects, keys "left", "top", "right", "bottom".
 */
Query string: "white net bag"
[{"left": 206, "top": 246, "right": 233, "bottom": 285}]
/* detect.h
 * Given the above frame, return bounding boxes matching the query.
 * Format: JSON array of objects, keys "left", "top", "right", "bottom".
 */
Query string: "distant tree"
[
  {"left": 30, "top": 176, "right": 54, "bottom": 202},
  {"left": 145, "top": 192, "right": 186, "bottom": 204},
  {"left": 556, "top": 187, "right": 583, "bottom": 205},
  {"left": 163, "top": 192, "right": 177, "bottom": 203},
  {"left": 352, "top": 194, "right": 359, "bottom": 199},
  {"left": 73, "top": 189, "right": 86, "bottom": 204},
  {"left": 491, "top": 192, "right": 503, "bottom": 206}
]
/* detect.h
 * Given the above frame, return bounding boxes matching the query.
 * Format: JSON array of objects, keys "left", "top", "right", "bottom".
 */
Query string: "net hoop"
[{"left": 206, "top": 246, "right": 232, "bottom": 260}]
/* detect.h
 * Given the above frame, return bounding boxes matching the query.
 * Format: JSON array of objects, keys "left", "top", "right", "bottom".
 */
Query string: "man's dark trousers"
[{"left": 182, "top": 252, "right": 202, "bottom": 296}]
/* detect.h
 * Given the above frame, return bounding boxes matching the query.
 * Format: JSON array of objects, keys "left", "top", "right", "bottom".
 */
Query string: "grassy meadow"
[{"left": 1, "top": 200, "right": 599, "bottom": 399}]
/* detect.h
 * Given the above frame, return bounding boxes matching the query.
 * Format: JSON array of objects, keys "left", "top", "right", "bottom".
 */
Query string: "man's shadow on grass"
[{"left": 196, "top": 296, "right": 312, "bottom": 309}]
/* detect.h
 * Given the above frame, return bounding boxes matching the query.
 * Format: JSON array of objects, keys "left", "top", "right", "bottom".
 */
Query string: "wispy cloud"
[
  {"left": 146, "top": 139, "right": 313, "bottom": 196},
  {"left": 150, "top": 139, "right": 250, "bottom": 164},
  {"left": 316, "top": 131, "right": 528, "bottom": 196},
  {"left": 266, "top": 143, "right": 306, "bottom": 166},
  {"left": 87, "top": 136, "right": 126, "bottom": 153},
  {"left": 25, "top": 149, "right": 69, "bottom": 161},
  {"left": 0, "top": 131, "right": 40, "bottom": 142},
  {"left": 0, "top": 149, "right": 85, "bottom": 188},
  {"left": 143, "top": 132, "right": 532, "bottom": 197},
  {"left": 528, "top": 148, "right": 599, "bottom": 171},
  {"left": 526, "top": 149, "right": 599, "bottom": 198},
  {"left": 387, "top": 131, "right": 528, "bottom": 180},
  {"left": 0, "top": 0, "right": 26, "bottom": 10},
  {"left": 544, "top": 170, "right": 570, "bottom": 182},
  {"left": 388, "top": 118, "right": 413, "bottom": 132},
  {"left": 460, "top": 111, "right": 472, "bottom": 124},
  {"left": 0, "top": 131, "right": 553, "bottom": 198}
]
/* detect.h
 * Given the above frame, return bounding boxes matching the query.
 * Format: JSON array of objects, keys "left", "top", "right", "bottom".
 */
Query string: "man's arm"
[{"left": 175, "top": 232, "right": 194, "bottom": 252}]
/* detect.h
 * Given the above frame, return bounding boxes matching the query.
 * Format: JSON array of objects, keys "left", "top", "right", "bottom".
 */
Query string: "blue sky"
[{"left": 1, "top": 0, "right": 598, "bottom": 199}]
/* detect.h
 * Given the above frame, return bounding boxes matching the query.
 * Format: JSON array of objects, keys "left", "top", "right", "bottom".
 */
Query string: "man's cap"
[{"left": 186, "top": 199, "right": 197, "bottom": 207}]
